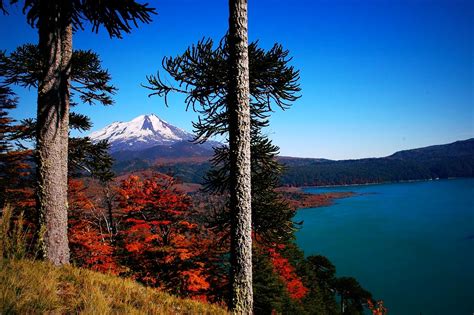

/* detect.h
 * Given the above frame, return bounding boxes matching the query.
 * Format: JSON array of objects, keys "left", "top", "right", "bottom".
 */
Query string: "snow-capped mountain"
[{"left": 89, "top": 114, "right": 194, "bottom": 152}]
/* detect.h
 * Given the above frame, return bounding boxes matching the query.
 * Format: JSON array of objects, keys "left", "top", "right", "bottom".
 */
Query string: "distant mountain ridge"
[{"left": 387, "top": 139, "right": 474, "bottom": 160}]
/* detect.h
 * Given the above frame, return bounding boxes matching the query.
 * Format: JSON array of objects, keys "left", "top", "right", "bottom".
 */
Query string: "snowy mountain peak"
[{"left": 89, "top": 113, "right": 194, "bottom": 152}]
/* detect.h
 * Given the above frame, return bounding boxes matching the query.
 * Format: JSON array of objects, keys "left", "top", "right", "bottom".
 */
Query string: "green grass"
[{"left": 0, "top": 259, "right": 227, "bottom": 314}]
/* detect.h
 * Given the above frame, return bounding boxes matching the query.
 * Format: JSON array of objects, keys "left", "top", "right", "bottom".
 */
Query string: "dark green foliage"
[
  {"left": 12, "top": 113, "right": 92, "bottom": 142},
  {"left": 69, "top": 112, "right": 93, "bottom": 132},
  {"left": 252, "top": 248, "right": 288, "bottom": 314},
  {"left": 281, "top": 139, "right": 474, "bottom": 186},
  {"left": 1, "top": 0, "right": 155, "bottom": 38},
  {"left": 0, "top": 85, "right": 23, "bottom": 205},
  {"left": 247, "top": 134, "right": 296, "bottom": 244},
  {"left": 68, "top": 138, "right": 114, "bottom": 180},
  {"left": 275, "top": 243, "right": 376, "bottom": 315},
  {"left": 0, "top": 85, "right": 17, "bottom": 154},
  {"left": 0, "top": 84, "right": 35, "bottom": 208},
  {"left": 334, "top": 277, "right": 372, "bottom": 314},
  {"left": 253, "top": 247, "right": 310, "bottom": 315},
  {"left": 0, "top": 44, "right": 117, "bottom": 106},
  {"left": 0, "top": 47, "right": 40, "bottom": 88},
  {"left": 303, "top": 255, "right": 339, "bottom": 314},
  {"left": 306, "top": 255, "right": 336, "bottom": 292},
  {"left": 7, "top": 113, "right": 113, "bottom": 179},
  {"left": 204, "top": 131, "right": 298, "bottom": 244}
]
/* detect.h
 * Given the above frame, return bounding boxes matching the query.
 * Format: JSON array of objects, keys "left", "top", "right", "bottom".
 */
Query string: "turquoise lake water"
[{"left": 295, "top": 178, "right": 474, "bottom": 315}]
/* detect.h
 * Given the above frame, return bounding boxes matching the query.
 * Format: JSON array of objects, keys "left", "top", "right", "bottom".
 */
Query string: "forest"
[{"left": 0, "top": 1, "right": 391, "bottom": 314}]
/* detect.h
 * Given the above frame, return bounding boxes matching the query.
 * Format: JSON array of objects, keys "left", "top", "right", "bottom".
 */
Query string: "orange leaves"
[
  {"left": 127, "top": 222, "right": 152, "bottom": 232},
  {"left": 179, "top": 220, "right": 197, "bottom": 229},
  {"left": 150, "top": 220, "right": 172, "bottom": 226},
  {"left": 268, "top": 246, "right": 308, "bottom": 300},
  {"left": 181, "top": 270, "right": 210, "bottom": 292},
  {"left": 116, "top": 174, "right": 213, "bottom": 297},
  {"left": 65, "top": 174, "right": 224, "bottom": 300},
  {"left": 117, "top": 173, "right": 191, "bottom": 219},
  {"left": 144, "top": 234, "right": 159, "bottom": 242},
  {"left": 68, "top": 179, "right": 122, "bottom": 275},
  {"left": 125, "top": 242, "right": 144, "bottom": 253}
]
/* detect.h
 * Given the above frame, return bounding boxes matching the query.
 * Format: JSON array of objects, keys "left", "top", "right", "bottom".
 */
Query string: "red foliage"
[
  {"left": 116, "top": 174, "right": 212, "bottom": 296},
  {"left": 268, "top": 246, "right": 308, "bottom": 300},
  {"left": 68, "top": 179, "right": 121, "bottom": 274},
  {"left": 3, "top": 150, "right": 35, "bottom": 210}
]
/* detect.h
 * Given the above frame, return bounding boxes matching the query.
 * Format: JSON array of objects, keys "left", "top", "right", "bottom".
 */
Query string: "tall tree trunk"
[
  {"left": 36, "top": 0, "right": 72, "bottom": 266},
  {"left": 228, "top": 0, "right": 253, "bottom": 313}
]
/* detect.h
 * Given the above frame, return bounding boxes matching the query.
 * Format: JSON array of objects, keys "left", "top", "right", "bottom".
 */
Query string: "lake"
[{"left": 295, "top": 178, "right": 474, "bottom": 315}]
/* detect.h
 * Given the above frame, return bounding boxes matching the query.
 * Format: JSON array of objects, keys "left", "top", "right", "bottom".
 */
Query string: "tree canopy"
[{"left": 0, "top": 0, "right": 155, "bottom": 38}]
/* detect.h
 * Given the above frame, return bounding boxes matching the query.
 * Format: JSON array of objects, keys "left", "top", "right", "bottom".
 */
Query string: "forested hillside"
[
  {"left": 281, "top": 139, "right": 474, "bottom": 186},
  {"left": 113, "top": 139, "right": 474, "bottom": 187}
]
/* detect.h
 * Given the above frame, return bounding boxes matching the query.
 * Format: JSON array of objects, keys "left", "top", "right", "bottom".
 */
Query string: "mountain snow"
[{"left": 89, "top": 114, "right": 194, "bottom": 152}]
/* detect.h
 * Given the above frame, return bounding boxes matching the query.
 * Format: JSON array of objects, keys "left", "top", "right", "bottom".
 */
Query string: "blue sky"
[{"left": 0, "top": 0, "right": 472, "bottom": 159}]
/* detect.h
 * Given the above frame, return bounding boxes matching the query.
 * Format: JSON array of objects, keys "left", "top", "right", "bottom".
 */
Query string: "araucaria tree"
[
  {"left": 1, "top": 0, "right": 155, "bottom": 265},
  {"left": 145, "top": 36, "right": 300, "bottom": 315}
]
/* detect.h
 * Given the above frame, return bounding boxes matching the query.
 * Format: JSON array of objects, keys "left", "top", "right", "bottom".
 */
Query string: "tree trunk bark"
[
  {"left": 228, "top": 0, "right": 253, "bottom": 313},
  {"left": 36, "top": 0, "right": 72, "bottom": 266}
]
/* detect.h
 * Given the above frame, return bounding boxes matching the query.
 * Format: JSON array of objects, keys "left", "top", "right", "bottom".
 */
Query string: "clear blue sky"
[{"left": 0, "top": 0, "right": 472, "bottom": 159}]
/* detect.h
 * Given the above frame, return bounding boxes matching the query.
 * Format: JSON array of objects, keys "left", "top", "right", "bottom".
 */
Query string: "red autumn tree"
[
  {"left": 116, "top": 174, "right": 212, "bottom": 298},
  {"left": 68, "top": 179, "right": 121, "bottom": 274}
]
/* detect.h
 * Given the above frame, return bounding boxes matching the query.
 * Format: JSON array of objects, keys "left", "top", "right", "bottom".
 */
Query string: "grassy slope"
[{"left": 0, "top": 259, "right": 227, "bottom": 314}]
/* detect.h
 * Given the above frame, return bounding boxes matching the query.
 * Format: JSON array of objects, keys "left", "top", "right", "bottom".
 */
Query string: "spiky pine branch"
[
  {"left": 0, "top": 44, "right": 117, "bottom": 106},
  {"left": 11, "top": 113, "right": 113, "bottom": 180}
]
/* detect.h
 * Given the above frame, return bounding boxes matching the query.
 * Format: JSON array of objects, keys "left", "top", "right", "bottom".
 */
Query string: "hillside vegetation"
[
  {"left": 116, "top": 139, "right": 474, "bottom": 187},
  {"left": 281, "top": 138, "right": 474, "bottom": 186},
  {"left": 0, "top": 259, "right": 227, "bottom": 314}
]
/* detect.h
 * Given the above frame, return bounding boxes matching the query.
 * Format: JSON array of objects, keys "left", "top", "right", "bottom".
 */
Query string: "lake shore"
[
  {"left": 277, "top": 187, "right": 356, "bottom": 210},
  {"left": 297, "top": 177, "right": 464, "bottom": 189}
]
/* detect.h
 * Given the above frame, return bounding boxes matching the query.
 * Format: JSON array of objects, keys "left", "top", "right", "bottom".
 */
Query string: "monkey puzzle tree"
[
  {"left": 0, "top": 1, "right": 155, "bottom": 265},
  {"left": 1, "top": 43, "right": 118, "bottom": 243},
  {"left": 145, "top": 36, "right": 300, "bottom": 311}
]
